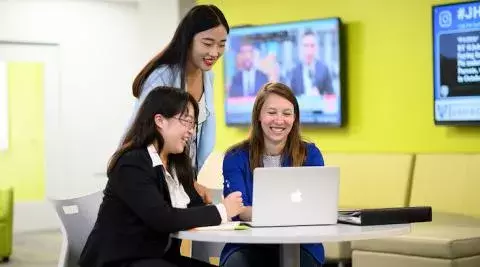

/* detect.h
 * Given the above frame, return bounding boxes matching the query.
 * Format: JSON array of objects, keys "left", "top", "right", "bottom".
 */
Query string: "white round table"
[{"left": 173, "top": 223, "right": 411, "bottom": 267}]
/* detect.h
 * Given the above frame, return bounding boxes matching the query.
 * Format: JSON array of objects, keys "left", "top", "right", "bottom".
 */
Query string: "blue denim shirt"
[
  {"left": 128, "top": 65, "right": 216, "bottom": 171},
  {"left": 220, "top": 142, "right": 326, "bottom": 265}
]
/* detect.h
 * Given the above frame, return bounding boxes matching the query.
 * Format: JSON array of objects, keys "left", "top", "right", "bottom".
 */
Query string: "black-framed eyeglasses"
[
  {"left": 175, "top": 107, "right": 212, "bottom": 130},
  {"left": 175, "top": 117, "right": 196, "bottom": 130}
]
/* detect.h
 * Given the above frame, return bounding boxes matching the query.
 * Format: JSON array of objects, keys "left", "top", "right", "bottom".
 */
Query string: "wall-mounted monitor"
[
  {"left": 433, "top": 1, "right": 480, "bottom": 125},
  {"left": 223, "top": 17, "right": 343, "bottom": 126}
]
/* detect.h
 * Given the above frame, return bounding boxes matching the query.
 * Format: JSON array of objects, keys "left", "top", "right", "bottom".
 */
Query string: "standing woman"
[{"left": 130, "top": 4, "right": 229, "bottom": 202}]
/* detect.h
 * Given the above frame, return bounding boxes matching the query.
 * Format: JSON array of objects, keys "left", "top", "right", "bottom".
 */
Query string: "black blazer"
[{"left": 78, "top": 148, "right": 222, "bottom": 267}]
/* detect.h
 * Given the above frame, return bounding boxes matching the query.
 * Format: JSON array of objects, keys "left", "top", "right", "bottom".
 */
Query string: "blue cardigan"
[
  {"left": 128, "top": 65, "right": 216, "bottom": 171},
  {"left": 220, "top": 142, "right": 326, "bottom": 265}
]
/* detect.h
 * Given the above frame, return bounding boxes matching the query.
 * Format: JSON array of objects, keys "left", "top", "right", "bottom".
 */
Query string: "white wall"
[
  {"left": 0, "top": 0, "right": 183, "bottom": 231},
  {"left": 179, "top": 0, "right": 196, "bottom": 19},
  {"left": 0, "top": 43, "right": 62, "bottom": 232}
]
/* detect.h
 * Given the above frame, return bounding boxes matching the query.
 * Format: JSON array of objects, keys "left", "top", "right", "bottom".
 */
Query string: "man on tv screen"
[
  {"left": 433, "top": 2, "right": 480, "bottom": 123},
  {"left": 290, "top": 30, "right": 334, "bottom": 96},
  {"left": 229, "top": 40, "right": 269, "bottom": 97}
]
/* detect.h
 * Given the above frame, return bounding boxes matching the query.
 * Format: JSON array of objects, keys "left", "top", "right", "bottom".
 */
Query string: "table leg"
[{"left": 280, "top": 244, "right": 300, "bottom": 267}]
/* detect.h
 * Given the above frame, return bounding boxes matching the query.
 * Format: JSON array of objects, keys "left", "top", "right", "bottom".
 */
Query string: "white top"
[
  {"left": 263, "top": 154, "right": 282, "bottom": 167},
  {"left": 147, "top": 144, "right": 227, "bottom": 222},
  {"left": 172, "top": 223, "right": 410, "bottom": 244},
  {"left": 302, "top": 63, "right": 317, "bottom": 96},
  {"left": 147, "top": 144, "right": 191, "bottom": 208},
  {"left": 189, "top": 93, "right": 207, "bottom": 169},
  {"left": 242, "top": 68, "right": 256, "bottom": 96}
]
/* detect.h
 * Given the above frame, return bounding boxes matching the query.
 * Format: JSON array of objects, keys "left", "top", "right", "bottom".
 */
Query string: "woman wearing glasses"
[
  {"left": 128, "top": 5, "right": 229, "bottom": 204},
  {"left": 79, "top": 87, "right": 245, "bottom": 267}
]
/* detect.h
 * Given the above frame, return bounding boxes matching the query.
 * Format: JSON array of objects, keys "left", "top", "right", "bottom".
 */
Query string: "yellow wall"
[
  {"left": 0, "top": 62, "right": 45, "bottom": 201},
  {"left": 198, "top": 0, "right": 480, "bottom": 153}
]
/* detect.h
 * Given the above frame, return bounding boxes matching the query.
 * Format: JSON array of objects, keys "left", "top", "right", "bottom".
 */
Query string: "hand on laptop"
[{"left": 223, "top": 191, "right": 245, "bottom": 218}]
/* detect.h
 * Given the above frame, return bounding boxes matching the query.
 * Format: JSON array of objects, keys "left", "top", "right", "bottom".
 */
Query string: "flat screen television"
[
  {"left": 223, "top": 17, "right": 343, "bottom": 126},
  {"left": 433, "top": 1, "right": 480, "bottom": 125}
]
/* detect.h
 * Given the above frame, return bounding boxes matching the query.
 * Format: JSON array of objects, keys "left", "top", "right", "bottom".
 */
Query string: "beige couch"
[
  {"left": 190, "top": 152, "right": 418, "bottom": 265},
  {"left": 352, "top": 154, "right": 480, "bottom": 267},
  {"left": 322, "top": 153, "right": 415, "bottom": 265},
  {"left": 183, "top": 152, "right": 480, "bottom": 267}
]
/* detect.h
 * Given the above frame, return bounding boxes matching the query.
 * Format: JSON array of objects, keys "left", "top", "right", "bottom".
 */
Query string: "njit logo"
[{"left": 439, "top": 10, "right": 453, "bottom": 28}]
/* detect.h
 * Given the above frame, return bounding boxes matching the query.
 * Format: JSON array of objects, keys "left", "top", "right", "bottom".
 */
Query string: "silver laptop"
[{"left": 248, "top": 166, "right": 340, "bottom": 227}]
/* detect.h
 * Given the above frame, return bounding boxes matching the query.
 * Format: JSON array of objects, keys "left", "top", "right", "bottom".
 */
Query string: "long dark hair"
[
  {"left": 227, "top": 82, "right": 306, "bottom": 171},
  {"left": 108, "top": 87, "right": 199, "bottom": 187},
  {"left": 132, "top": 4, "right": 229, "bottom": 98}
]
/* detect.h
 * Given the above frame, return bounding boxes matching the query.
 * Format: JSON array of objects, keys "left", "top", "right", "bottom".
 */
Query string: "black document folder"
[{"left": 338, "top": 206, "right": 432, "bottom": 226}]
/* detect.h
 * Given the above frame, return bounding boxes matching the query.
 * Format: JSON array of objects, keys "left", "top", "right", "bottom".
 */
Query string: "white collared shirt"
[
  {"left": 147, "top": 144, "right": 228, "bottom": 222},
  {"left": 302, "top": 63, "right": 317, "bottom": 96},
  {"left": 148, "top": 144, "right": 190, "bottom": 208},
  {"left": 242, "top": 68, "right": 256, "bottom": 96},
  {"left": 189, "top": 93, "right": 207, "bottom": 170}
]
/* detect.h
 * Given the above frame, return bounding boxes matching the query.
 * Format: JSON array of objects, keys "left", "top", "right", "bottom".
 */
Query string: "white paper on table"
[{"left": 193, "top": 221, "right": 249, "bottom": 231}]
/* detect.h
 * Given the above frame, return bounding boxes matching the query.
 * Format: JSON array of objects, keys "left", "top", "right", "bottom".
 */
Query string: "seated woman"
[
  {"left": 220, "top": 82, "right": 325, "bottom": 267},
  {"left": 79, "top": 87, "right": 245, "bottom": 267}
]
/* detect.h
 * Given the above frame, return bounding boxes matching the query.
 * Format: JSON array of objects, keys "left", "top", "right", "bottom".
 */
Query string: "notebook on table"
[{"left": 338, "top": 206, "right": 432, "bottom": 226}]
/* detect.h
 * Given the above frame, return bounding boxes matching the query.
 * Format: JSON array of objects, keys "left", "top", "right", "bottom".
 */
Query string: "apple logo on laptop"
[{"left": 290, "top": 189, "right": 302, "bottom": 203}]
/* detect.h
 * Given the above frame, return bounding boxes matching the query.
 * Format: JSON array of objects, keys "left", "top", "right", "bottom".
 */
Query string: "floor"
[
  {"left": 0, "top": 230, "right": 352, "bottom": 267},
  {"left": 1, "top": 230, "right": 62, "bottom": 267}
]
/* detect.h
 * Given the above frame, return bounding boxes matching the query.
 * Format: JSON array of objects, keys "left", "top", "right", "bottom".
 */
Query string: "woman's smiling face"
[{"left": 259, "top": 93, "right": 295, "bottom": 145}]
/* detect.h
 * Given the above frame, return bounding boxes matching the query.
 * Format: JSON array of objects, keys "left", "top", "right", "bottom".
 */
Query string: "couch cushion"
[
  {"left": 409, "top": 154, "right": 480, "bottom": 218},
  {"left": 324, "top": 153, "right": 414, "bottom": 209},
  {"left": 352, "top": 215, "right": 480, "bottom": 259},
  {"left": 0, "top": 224, "right": 9, "bottom": 256},
  {"left": 353, "top": 250, "right": 480, "bottom": 267},
  {"left": 324, "top": 241, "right": 352, "bottom": 261},
  {"left": 0, "top": 187, "right": 13, "bottom": 222}
]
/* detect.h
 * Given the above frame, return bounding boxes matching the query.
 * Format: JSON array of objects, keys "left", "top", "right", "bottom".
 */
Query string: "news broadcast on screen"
[
  {"left": 223, "top": 18, "right": 343, "bottom": 126},
  {"left": 433, "top": 1, "right": 480, "bottom": 125}
]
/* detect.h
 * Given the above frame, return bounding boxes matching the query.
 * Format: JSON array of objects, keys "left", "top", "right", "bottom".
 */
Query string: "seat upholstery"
[
  {"left": 0, "top": 187, "right": 13, "bottom": 262},
  {"left": 353, "top": 250, "right": 480, "bottom": 267},
  {"left": 409, "top": 154, "right": 480, "bottom": 217},
  {"left": 324, "top": 152, "right": 414, "bottom": 209},
  {"left": 323, "top": 152, "right": 414, "bottom": 262},
  {"left": 50, "top": 190, "right": 104, "bottom": 267},
  {"left": 353, "top": 214, "right": 480, "bottom": 259},
  {"left": 352, "top": 154, "right": 480, "bottom": 267}
]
